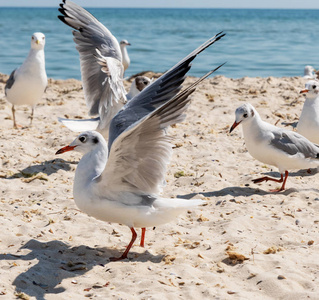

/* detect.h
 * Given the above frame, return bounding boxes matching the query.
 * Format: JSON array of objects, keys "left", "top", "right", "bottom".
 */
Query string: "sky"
[{"left": 1, "top": 0, "right": 319, "bottom": 8}]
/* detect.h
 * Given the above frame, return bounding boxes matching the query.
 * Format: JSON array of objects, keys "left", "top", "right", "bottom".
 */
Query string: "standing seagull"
[
  {"left": 230, "top": 103, "right": 319, "bottom": 192},
  {"left": 5, "top": 32, "right": 47, "bottom": 128},
  {"left": 297, "top": 80, "right": 319, "bottom": 144},
  {"left": 120, "top": 39, "right": 131, "bottom": 73},
  {"left": 56, "top": 33, "right": 225, "bottom": 261},
  {"left": 303, "top": 65, "right": 316, "bottom": 79}
]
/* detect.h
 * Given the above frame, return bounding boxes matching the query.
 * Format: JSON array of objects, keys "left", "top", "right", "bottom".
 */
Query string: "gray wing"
[
  {"left": 98, "top": 71, "right": 213, "bottom": 198},
  {"left": 58, "top": 0, "right": 126, "bottom": 119},
  {"left": 271, "top": 130, "right": 319, "bottom": 158},
  {"left": 5, "top": 69, "right": 16, "bottom": 96},
  {"left": 108, "top": 32, "right": 226, "bottom": 151}
]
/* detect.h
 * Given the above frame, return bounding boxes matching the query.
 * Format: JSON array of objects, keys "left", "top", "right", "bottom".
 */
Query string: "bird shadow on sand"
[
  {"left": 0, "top": 239, "right": 163, "bottom": 300},
  {"left": 4, "top": 158, "right": 77, "bottom": 180},
  {"left": 178, "top": 168, "right": 319, "bottom": 199}
]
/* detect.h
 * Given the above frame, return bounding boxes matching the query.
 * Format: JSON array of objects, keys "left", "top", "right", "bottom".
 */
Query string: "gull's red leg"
[
  {"left": 140, "top": 228, "right": 146, "bottom": 247},
  {"left": 270, "top": 171, "right": 289, "bottom": 192},
  {"left": 252, "top": 173, "right": 283, "bottom": 184},
  {"left": 109, "top": 227, "right": 137, "bottom": 261}
]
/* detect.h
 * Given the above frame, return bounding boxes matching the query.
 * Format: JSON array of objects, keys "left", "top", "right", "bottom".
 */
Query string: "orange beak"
[
  {"left": 55, "top": 145, "right": 76, "bottom": 155},
  {"left": 300, "top": 89, "right": 309, "bottom": 94},
  {"left": 230, "top": 121, "right": 241, "bottom": 133}
]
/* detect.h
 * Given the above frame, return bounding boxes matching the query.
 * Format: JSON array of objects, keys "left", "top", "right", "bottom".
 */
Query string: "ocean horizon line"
[{"left": 1, "top": 6, "right": 319, "bottom": 10}]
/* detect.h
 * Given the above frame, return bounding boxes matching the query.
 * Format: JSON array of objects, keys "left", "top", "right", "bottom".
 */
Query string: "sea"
[{"left": 0, "top": 7, "right": 318, "bottom": 80}]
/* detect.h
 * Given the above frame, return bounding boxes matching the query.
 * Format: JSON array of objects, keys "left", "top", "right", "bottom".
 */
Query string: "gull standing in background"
[
  {"left": 58, "top": 0, "right": 150, "bottom": 138},
  {"left": 230, "top": 103, "right": 319, "bottom": 192},
  {"left": 303, "top": 65, "right": 316, "bottom": 79},
  {"left": 5, "top": 32, "right": 47, "bottom": 128},
  {"left": 298, "top": 80, "right": 319, "bottom": 144},
  {"left": 56, "top": 33, "right": 226, "bottom": 261},
  {"left": 120, "top": 39, "right": 131, "bottom": 73}
]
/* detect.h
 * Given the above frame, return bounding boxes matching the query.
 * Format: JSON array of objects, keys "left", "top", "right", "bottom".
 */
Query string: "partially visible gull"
[
  {"left": 58, "top": 75, "right": 152, "bottom": 134},
  {"left": 120, "top": 39, "right": 131, "bottom": 73},
  {"left": 297, "top": 80, "right": 319, "bottom": 144},
  {"left": 56, "top": 33, "right": 226, "bottom": 261},
  {"left": 5, "top": 32, "right": 47, "bottom": 128},
  {"left": 230, "top": 103, "right": 319, "bottom": 192},
  {"left": 303, "top": 65, "right": 316, "bottom": 79}
]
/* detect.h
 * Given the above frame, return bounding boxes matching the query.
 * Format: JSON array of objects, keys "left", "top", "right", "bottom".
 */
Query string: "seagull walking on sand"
[
  {"left": 56, "top": 33, "right": 225, "bottom": 261},
  {"left": 58, "top": 0, "right": 150, "bottom": 138},
  {"left": 230, "top": 103, "right": 319, "bottom": 192},
  {"left": 120, "top": 39, "right": 131, "bottom": 73},
  {"left": 297, "top": 80, "right": 319, "bottom": 144},
  {"left": 5, "top": 32, "right": 47, "bottom": 128}
]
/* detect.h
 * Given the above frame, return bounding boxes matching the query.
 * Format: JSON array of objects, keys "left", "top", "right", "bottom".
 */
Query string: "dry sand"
[{"left": 0, "top": 72, "right": 319, "bottom": 299}]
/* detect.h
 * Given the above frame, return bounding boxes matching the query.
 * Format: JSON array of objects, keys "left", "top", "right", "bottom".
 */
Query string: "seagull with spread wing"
[
  {"left": 56, "top": 33, "right": 225, "bottom": 261},
  {"left": 58, "top": 0, "right": 151, "bottom": 138}
]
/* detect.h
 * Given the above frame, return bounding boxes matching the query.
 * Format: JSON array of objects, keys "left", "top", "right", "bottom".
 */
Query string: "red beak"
[
  {"left": 230, "top": 121, "right": 241, "bottom": 133},
  {"left": 300, "top": 89, "right": 309, "bottom": 94},
  {"left": 55, "top": 145, "right": 76, "bottom": 155}
]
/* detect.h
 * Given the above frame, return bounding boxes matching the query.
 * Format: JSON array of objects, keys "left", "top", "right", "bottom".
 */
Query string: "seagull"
[
  {"left": 298, "top": 80, "right": 319, "bottom": 144},
  {"left": 5, "top": 32, "right": 47, "bottom": 128},
  {"left": 55, "top": 33, "right": 226, "bottom": 261},
  {"left": 120, "top": 40, "right": 131, "bottom": 73},
  {"left": 303, "top": 65, "right": 316, "bottom": 79},
  {"left": 230, "top": 103, "right": 319, "bottom": 192},
  {"left": 126, "top": 76, "right": 152, "bottom": 100},
  {"left": 58, "top": 75, "right": 152, "bottom": 135},
  {"left": 58, "top": 1, "right": 150, "bottom": 139}
]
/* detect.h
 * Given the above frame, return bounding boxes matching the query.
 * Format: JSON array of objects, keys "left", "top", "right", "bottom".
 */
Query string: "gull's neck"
[
  {"left": 74, "top": 142, "right": 108, "bottom": 194},
  {"left": 20, "top": 48, "right": 45, "bottom": 74},
  {"left": 241, "top": 109, "right": 265, "bottom": 142},
  {"left": 304, "top": 93, "right": 319, "bottom": 105},
  {"left": 120, "top": 45, "right": 130, "bottom": 69},
  {"left": 126, "top": 80, "right": 138, "bottom": 100}
]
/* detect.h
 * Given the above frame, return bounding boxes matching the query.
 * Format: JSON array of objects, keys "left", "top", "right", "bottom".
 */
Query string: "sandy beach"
[{"left": 0, "top": 72, "right": 319, "bottom": 299}]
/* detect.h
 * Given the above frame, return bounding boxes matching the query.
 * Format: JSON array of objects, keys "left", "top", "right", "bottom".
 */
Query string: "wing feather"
[
  {"left": 58, "top": 0, "right": 126, "bottom": 132},
  {"left": 97, "top": 70, "right": 217, "bottom": 197}
]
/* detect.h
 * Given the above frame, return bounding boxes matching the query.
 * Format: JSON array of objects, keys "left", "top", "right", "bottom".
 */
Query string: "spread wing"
[
  {"left": 108, "top": 32, "right": 226, "bottom": 149},
  {"left": 96, "top": 70, "right": 217, "bottom": 199},
  {"left": 58, "top": 0, "right": 126, "bottom": 129},
  {"left": 271, "top": 130, "right": 319, "bottom": 158}
]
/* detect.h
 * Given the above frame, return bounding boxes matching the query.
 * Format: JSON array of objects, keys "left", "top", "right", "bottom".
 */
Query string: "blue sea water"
[{"left": 0, "top": 7, "right": 318, "bottom": 79}]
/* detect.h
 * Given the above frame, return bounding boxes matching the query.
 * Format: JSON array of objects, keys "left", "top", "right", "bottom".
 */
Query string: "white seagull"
[
  {"left": 230, "top": 103, "right": 319, "bottom": 192},
  {"left": 298, "top": 80, "right": 319, "bottom": 144},
  {"left": 303, "top": 65, "right": 316, "bottom": 79},
  {"left": 120, "top": 39, "right": 131, "bottom": 73},
  {"left": 58, "top": 1, "right": 150, "bottom": 138},
  {"left": 5, "top": 32, "right": 47, "bottom": 128},
  {"left": 56, "top": 33, "right": 226, "bottom": 261}
]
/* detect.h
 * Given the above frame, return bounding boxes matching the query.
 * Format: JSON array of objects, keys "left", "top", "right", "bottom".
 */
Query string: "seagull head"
[
  {"left": 31, "top": 32, "right": 46, "bottom": 50},
  {"left": 230, "top": 103, "right": 255, "bottom": 133},
  {"left": 55, "top": 131, "right": 105, "bottom": 155},
  {"left": 135, "top": 76, "right": 152, "bottom": 92},
  {"left": 120, "top": 40, "right": 131, "bottom": 48},
  {"left": 300, "top": 80, "right": 319, "bottom": 99}
]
